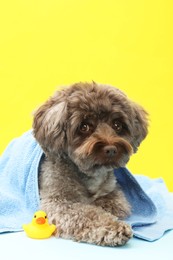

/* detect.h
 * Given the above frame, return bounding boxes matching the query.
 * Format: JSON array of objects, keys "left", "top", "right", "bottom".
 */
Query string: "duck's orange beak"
[{"left": 36, "top": 217, "right": 46, "bottom": 225}]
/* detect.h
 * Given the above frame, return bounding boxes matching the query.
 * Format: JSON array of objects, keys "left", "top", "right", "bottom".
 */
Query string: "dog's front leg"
[
  {"left": 40, "top": 199, "right": 132, "bottom": 246},
  {"left": 92, "top": 188, "right": 131, "bottom": 219}
]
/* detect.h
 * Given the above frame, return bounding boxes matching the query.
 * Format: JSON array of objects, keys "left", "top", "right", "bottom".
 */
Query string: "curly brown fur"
[{"left": 33, "top": 82, "right": 148, "bottom": 246}]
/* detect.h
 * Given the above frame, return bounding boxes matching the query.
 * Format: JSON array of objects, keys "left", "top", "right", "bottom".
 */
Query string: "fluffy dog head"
[{"left": 33, "top": 82, "right": 148, "bottom": 175}]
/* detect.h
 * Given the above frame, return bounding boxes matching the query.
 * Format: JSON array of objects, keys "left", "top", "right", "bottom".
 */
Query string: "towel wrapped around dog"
[{"left": 0, "top": 130, "right": 173, "bottom": 241}]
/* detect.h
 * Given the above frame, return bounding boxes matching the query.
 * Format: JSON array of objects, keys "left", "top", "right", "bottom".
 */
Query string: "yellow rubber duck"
[{"left": 23, "top": 210, "right": 56, "bottom": 239}]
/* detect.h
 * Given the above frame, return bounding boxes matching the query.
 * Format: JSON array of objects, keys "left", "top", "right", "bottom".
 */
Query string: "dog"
[{"left": 33, "top": 82, "right": 148, "bottom": 246}]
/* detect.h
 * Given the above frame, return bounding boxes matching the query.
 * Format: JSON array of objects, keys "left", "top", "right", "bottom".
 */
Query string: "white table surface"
[{"left": 1, "top": 230, "right": 172, "bottom": 260}]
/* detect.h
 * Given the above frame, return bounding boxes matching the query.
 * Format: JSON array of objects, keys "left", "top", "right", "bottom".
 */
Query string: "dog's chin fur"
[{"left": 33, "top": 82, "right": 148, "bottom": 246}]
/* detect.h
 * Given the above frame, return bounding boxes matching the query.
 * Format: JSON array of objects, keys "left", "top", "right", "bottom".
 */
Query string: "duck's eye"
[
  {"left": 45, "top": 216, "right": 47, "bottom": 219},
  {"left": 113, "top": 120, "right": 123, "bottom": 134},
  {"left": 34, "top": 215, "right": 36, "bottom": 218},
  {"left": 80, "top": 122, "right": 90, "bottom": 132}
]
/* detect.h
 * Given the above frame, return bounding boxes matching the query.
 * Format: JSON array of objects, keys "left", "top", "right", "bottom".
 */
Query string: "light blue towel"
[
  {"left": 0, "top": 130, "right": 173, "bottom": 241},
  {"left": 0, "top": 130, "right": 43, "bottom": 232},
  {"left": 115, "top": 169, "right": 173, "bottom": 241}
]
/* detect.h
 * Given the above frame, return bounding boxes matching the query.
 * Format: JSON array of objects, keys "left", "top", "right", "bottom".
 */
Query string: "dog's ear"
[
  {"left": 131, "top": 102, "right": 149, "bottom": 153},
  {"left": 33, "top": 93, "right": 67, "bottom": 156}
]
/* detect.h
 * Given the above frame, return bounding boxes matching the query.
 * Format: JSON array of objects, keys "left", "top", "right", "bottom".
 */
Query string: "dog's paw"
[{"left": 99, "top": 221, "right": 133, "bottom": 246}]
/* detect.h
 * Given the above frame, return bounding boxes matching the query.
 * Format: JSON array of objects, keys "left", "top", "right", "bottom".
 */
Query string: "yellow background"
[{"left": 0, "top": 1, "right": 173, "bottom": 190}]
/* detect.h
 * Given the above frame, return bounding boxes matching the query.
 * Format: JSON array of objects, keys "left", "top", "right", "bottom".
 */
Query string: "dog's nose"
[{"left": 103, "top": 145, "right": 117, "bottom": 158}]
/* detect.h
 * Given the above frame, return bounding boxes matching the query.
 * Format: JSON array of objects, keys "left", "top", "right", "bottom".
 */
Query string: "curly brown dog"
[{"left": 33, "top": 82, "right": 148, "bottom": 246}]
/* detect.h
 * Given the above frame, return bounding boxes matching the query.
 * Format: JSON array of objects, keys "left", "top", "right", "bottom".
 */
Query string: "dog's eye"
[
  {"left": 80, "top": 122, "right": 90, "bottom": 132},
  {"left": 113, "top": 120, "right": 123, "bottom": 134}
]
